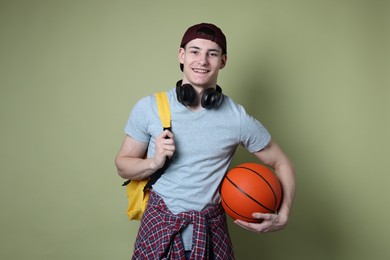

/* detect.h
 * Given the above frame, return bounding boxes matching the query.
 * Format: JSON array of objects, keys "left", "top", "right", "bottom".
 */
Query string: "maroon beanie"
[{"left": 180, "top": 23, "right": 227, "bottom": 54}]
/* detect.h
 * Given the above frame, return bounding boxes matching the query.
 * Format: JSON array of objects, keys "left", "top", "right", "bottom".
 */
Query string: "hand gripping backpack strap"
[{"left": 121, "top": 92, "right": 171, "bottom": 187}]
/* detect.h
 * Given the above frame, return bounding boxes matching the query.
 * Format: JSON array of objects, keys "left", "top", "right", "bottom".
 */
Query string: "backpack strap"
[{"left": 155, "top": 91, "right": 171, "bottom": 130}]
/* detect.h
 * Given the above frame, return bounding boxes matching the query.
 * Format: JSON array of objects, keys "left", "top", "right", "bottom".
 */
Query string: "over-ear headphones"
[{"left": 175, "top": 80, "right": 223, "bottom": 109}]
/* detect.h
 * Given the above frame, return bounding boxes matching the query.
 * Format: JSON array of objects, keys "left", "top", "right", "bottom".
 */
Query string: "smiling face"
[{"left": 179, "top": 38, "right": 227, "bottom": 91}]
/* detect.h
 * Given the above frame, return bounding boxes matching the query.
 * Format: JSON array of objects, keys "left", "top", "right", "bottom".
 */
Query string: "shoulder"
[
  {"left": 220, "top": 94, "right": 249, "bottom": 117},
  {"left": 130, "top": 93, "right": 161, "bottom": 116},
  {"left": 135, "top": 93, "right": 156, "bottom": 107},
  {"left": 127, "top": 94, "right": 159, "bottom": 125},
  {"left": 140, "top": 88, "right": 177, "bottom": 106}
]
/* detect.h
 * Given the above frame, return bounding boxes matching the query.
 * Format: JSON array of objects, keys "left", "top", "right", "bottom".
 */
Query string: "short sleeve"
[
  {"left": 124, "top": 97, "right": 151, "bottom": 144},
  {"left": 239, "top": 106, "right": 271, "bottom": 153}
]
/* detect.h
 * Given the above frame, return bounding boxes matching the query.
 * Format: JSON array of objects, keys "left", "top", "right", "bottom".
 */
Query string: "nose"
[{"left": 198, "top": 53, "right": 209, "bottom": 66}]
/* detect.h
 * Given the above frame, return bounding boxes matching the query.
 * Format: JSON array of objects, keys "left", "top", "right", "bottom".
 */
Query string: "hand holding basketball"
[
  {"left": 220, "top": 162, "right": 289, "bottom": 233},
  {"left": 234, "top": 212, "right": 289, "bottom": 233}
]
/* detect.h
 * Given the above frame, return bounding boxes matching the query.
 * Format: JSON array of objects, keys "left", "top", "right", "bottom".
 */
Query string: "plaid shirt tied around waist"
[{"left": 132, "top": 191, "right": 235, "bottom": 260}]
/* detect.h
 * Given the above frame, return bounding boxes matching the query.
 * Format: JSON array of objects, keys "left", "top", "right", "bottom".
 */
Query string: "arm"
[
  {"left": 235, "top": 140, "right": 296, "bottom": 233},
  {"left": 115, "top": 130, "right": 175, "bottom": 180}
]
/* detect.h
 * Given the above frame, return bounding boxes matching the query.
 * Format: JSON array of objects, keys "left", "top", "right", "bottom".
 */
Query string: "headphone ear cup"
[
  {"left": 201, "top": 87, "right": 223, "bottom": 109},
  {"left": 176, "top": 83, "right": 197, "bottom": 106}
]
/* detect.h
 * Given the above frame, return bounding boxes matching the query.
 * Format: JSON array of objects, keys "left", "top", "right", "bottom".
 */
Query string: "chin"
[{"left": 191, "top": 77, "right": 215, "bottom": 87}]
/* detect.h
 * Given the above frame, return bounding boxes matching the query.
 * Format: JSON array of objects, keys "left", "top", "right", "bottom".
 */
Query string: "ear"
[
  {"left": 220, "top": 54, "right": 227, "bottom": 69},
  {"left": 178, "top": 47, "right": 185, "bottom": 64}
]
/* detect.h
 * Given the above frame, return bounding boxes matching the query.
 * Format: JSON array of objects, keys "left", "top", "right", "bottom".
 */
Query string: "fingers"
[
  {"left": 162, "top": 140, "right": 175, "bottom": 158},
  {"left": 159, "top": 130, "right": 175, "bottom": 156},
  {"left": 234, "top": 219, "right": 269, "bottom": 234},
  {"left": 234, "top": 213, "right": 286, "bottom": 234},
  {"left": 253, "top": 213, "right": 272, "bottom": 220},
  {"left": 155, "top": 130, "right": 175, "bottom": 166}
]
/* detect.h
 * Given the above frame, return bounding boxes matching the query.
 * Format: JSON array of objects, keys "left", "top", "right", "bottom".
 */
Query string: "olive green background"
[{"left": 1, "top": 0, "right": 389, "bottom": 259}]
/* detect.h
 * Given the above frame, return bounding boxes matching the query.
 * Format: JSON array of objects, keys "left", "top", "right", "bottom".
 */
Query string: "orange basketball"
[{"left": 220, "top": 163, "right": 283, "bottom": 223}]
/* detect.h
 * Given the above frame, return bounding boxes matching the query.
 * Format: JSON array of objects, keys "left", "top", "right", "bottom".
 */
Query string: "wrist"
[
  {"left": 276, "top": 208, "right": 290, "bottom": 225},
  {"left": 149, "top": 158, "right": 162, "bottom": 172}
]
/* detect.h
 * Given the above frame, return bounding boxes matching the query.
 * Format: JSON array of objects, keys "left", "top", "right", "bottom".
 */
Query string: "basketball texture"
[{"left": 220, "top": 163, "right": 283, "bottom": 223}]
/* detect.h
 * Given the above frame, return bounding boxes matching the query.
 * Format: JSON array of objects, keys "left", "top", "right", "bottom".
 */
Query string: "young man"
[{"left": 115, "top": 23, "right": 295, "bottom": 259}]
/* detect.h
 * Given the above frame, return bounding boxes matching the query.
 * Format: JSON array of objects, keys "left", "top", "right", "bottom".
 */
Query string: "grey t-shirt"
[{"left": 125, "top": 88, "right": 271, "bottom": 249}]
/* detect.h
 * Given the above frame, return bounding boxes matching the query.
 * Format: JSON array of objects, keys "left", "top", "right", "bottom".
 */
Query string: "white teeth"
[{"left": 193, "top": 69, "right": 208, "bottom": 73}]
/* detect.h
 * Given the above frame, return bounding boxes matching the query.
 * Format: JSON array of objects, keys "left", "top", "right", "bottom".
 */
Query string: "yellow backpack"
[{"left": 122, "top": 92, "right": 171, "bottom": 220}]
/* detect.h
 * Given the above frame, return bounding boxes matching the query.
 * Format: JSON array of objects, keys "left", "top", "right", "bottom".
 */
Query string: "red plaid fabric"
[{"left": 132, "top": 191, "right": 235, "bottom": 259}]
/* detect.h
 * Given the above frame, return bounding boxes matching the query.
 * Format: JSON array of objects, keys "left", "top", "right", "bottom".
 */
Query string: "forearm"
[
  {"left": 274, "top": 158, "right": 296, "bottom": 220},
  {"left": 115, "top": 155, "right": 159, "bottom": 180},
  {"left": 115, "top": 131, "right": 175, "bottom": 181}
]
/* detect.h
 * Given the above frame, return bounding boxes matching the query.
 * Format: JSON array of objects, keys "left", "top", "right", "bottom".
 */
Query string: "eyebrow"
[{"left": 187, "top": 46, "right": 221, "bottom": 53}]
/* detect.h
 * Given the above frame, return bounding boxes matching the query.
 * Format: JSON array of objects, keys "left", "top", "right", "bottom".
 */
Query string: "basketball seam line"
[
  {"left": 221, "top": 197, "right": 257, "bottom": 221},
  {"left": 235, "top": 166, "right": 278, "bottom": 210},
  {"left": 225, "top": 175, "right": 276, "bottom": 213}
]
